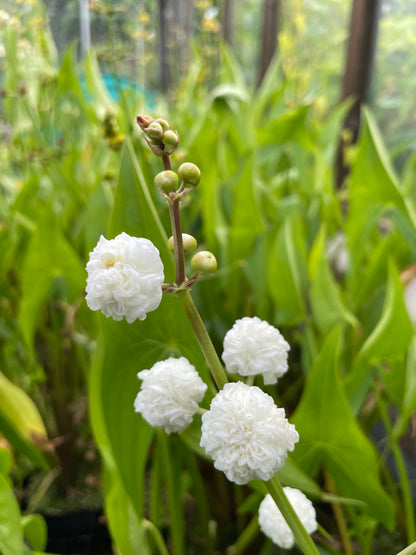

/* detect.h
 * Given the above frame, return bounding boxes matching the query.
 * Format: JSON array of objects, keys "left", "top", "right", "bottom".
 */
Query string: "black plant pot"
[{"left": 44, "top": 510, "right": 113, "bottom": 555}]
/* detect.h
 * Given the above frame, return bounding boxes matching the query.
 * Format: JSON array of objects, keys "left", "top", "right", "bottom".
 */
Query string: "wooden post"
[
  {"left": 257, "top": 0, "right": 279, "bottom": 87},
  {"left": 223, "top": 0, "right": 234, "bottom": 46},
  {"left": 336, "top": 0, "right": 380, "bottom": 188}
]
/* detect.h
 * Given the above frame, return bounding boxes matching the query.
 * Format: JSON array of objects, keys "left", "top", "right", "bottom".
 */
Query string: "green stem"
[
  {"left": 177, "top": 290, "right": 227, "bottom": 390},
  {"left": 169, "top": 199, "right": 186, "bottom": 285},
  {"left": 162, "top": 154, "right": 171, "bottom": 170},
  {"left": 162, "top": 142, "right": 317, "bottom": 553},
  {"left": 143, "top": 519, "right": 170, "bottom": 555},
  {"left": 226, "top": 514, "right": 259, "bottom": 555},
  {"left": 324, "top": 468, "right": 353, "bottom": 555},
  {"left": 396, "top": 541, "right": 416, "bottom": 555},
  {"left": 266, "top": 475, "right": 320, "bottom": 555}
]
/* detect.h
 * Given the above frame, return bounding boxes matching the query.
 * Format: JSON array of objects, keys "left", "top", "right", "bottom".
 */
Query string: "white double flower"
[{"left": 86, "top": 232, "right": 164, "bottom": 323}]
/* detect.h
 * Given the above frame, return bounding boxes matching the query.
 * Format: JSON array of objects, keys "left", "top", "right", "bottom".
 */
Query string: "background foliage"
[{"left": 0, "top": 0, "right": 415, "bottom": 554}]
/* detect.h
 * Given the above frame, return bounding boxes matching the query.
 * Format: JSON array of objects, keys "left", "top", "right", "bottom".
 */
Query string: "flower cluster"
[
  {"left": 222, "top": 316, "right": 290, "bottom": 384},
  {"left": 134, "top": 357, "right": 207, "bottom": 434},
  {"left": 200, "top": 382, "right": 299, "bottom": 484},
  {"left": 258, "top": 488, "right": 317, "bottom": 549},
  {"left": 84, "top": 114, "right": 317, "bottom": 553},
  {"left": 86, "top": 232, "right": 164, "bottom": 323}
]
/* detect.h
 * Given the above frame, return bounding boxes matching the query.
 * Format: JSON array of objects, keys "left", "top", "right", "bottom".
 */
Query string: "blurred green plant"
[{"left": 1, "top": 2, "right": 416, "bottom": 554}]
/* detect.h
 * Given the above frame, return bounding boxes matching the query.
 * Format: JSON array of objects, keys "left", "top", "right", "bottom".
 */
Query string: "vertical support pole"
[
  {"left": 79, "top": 0, "right": 91, "bottom": 59},
  {"left": 223, "top": 0, "right": 234, "bottom": 46},
  {"left": 257, "top": 0, "right": 279, "bottom": 87},
  {"left": 335, "top": 0, "right": 381, "bottom": 188}
]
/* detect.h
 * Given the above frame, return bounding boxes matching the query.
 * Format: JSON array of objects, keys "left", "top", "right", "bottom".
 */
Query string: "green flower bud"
[
  {"left": 178, "top": 162, "right": 201, "bottom": 186},
  {"left": 155, "top": 117, "right": 169, "bottom": 132},
  {"left": 162, "top": 130, "right": 180, "bottom": 154},
  {"left": 183, "top": 234, "right": 198, "bottom": 253},
  {"left": 167, "top": 236, "right": 175, "bottom": 253},
  {"left": 146, "top": 122, "right": 163, "bottom": 140},
  {"left": 191, "top": 251, "right": 217, "bottom": 274},
  {"left": 168, "top": 234, "right": 198, "bottom": 253},
  {"left": 154, "top": 170, "right": 178, "bottom": 193},
  {"left": 146, "top": 138, "right": 164, "bottom": 156}
]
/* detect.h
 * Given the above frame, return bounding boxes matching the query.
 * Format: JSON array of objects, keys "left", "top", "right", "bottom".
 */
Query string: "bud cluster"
[
  {"left": 138, "top": 114, "right": 217, "bottom": 284},
  {"left": 153, "top": 162, "right": 201, "bottom": 196},
  {"left": 136, "top": 114, "right": 179, "bottom": 157}
]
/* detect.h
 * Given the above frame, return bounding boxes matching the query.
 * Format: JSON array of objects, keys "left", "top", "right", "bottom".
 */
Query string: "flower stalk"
[
  {"left": 266, "top": 476, "right": 320, "bottom": 554},
  {"left": 396, "top": 541, "right": 416, "bottom": 555},
  {"left": 137, "top": 114, "right": 320, "bottom": 554},
  {"left": 177, "top": 290, "right": 227, "bottom": 390},
  {"left": 168, "top": 199, "right": 186, "bottom": 286}
]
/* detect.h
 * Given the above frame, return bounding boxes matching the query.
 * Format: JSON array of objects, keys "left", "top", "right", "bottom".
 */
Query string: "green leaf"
[
  {"left": 346, "top": 262, "right": 413, "bottom": 411},
  {"left": 21, "top": 514, "right": 47, "bottom": 551},
  {"left": 0, "top": 371, "right": 48, "bottom": 468},
  {"left": 84, "top": 180, "right": 113, "bottom": 254},
  {"left": 228, "top": 155, "right": 264, "bottom": 262},
  {"left": 346, "top": 108, "right": 416, "bottom": 276},
  {"left": 309, "top": 226, "right": 358, "bottom": 334},
  {"left": 0, "top": 448, "right": 12, "bottom": 477},
  {"left": 56, "top": 45, "right": 87, "bottom": 107},
  {"left": 349, "top": 234, "right": 392, "bottom": 311},
  {"left": 292, "top": 328, "right": 395, "bottom": 528},
  {"left": 83, "top": 51, "right": 115, "bottom": 112},
  {"left": 0, "top": 473, "right": 24, "bottom": 555},
  {"left": 254, "top": 54, "right": 285, "bottom": 121},
  {"left": 277, "top": 456, "right": 321, "bottom": 499},
  {"left": 109, "top": 141, "right": 169, "bottom": 252},
  {"left": 19, "top": 216, "right": 85, "bottom": 350},
  {"left": 102, "top": 462, "right": 151, "bottom": 555},
  {"left": 210, "top": 84, "right": 249, "bottom": 104},
  {"left": 257, "top": 106, "right": 314, "bottom": 150},
  {"left": 394, "top": 335, "right": 416, "bottom": 438},
  {"left": 267, "top": 216, "right": 308, "bottom": 325},
  {"left": 89, "top": 330, "right": 151, "bottom": 555}
]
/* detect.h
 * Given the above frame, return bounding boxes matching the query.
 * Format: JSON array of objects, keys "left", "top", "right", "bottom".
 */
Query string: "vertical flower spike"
[
  {"left": 134, "top": 357, "right": 208, "bottom": 434},
  {"left": 258, "top": 488, "right": 317, "bottom": 549},
  {"left": 200, "top": 382, "right": 298, "bottom": 484},
  {"left": 85, "top": 232, "right": 164, "bottom": 323},
  {"left": 222, "top": 316, "right": 290, "bottom": 384}
]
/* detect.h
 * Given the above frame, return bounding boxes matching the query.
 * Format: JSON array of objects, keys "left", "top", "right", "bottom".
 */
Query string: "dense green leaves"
[
  {"left": 346, "top": 262, "right": 413, "bottom": 412},
  {"left": 347, "top": 109, "right": 416, "bottom": 296},
  {"left": 292, "top": 328, "right": 395, "bottom": 528},
  {"left": 2, "top": 13, "right": 415, "bottom": 551},
  {"left": 19, "top": 216, "right": 85, "bottom": 351}
]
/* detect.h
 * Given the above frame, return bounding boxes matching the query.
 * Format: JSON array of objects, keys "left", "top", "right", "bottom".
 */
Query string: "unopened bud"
[
  {"left": 162, "top": 130, "right": 179, "bottom": 154},
  {"left": 136, "top": 114, "right": 154, "bottom": 131},
  {"left": 155, "top": 117, "right": 169, "bottom": 132},
  {"left": 168, "top": 234, "right": 198, "bottom": 253},
  {"left": 146, "top": 138, "right": 164, "bottom": 156},
  {"left": 191, "top": 251, "right": 217, "bottom": 274},
  {"left": 146, "top": 122, "right": 163, "bottom": 140},
  {"left": 178, "top": 162, "right": 201, "bottom": 186},
  {"left": 154, "top": 170, "right": 178, "bottom": 193}
]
